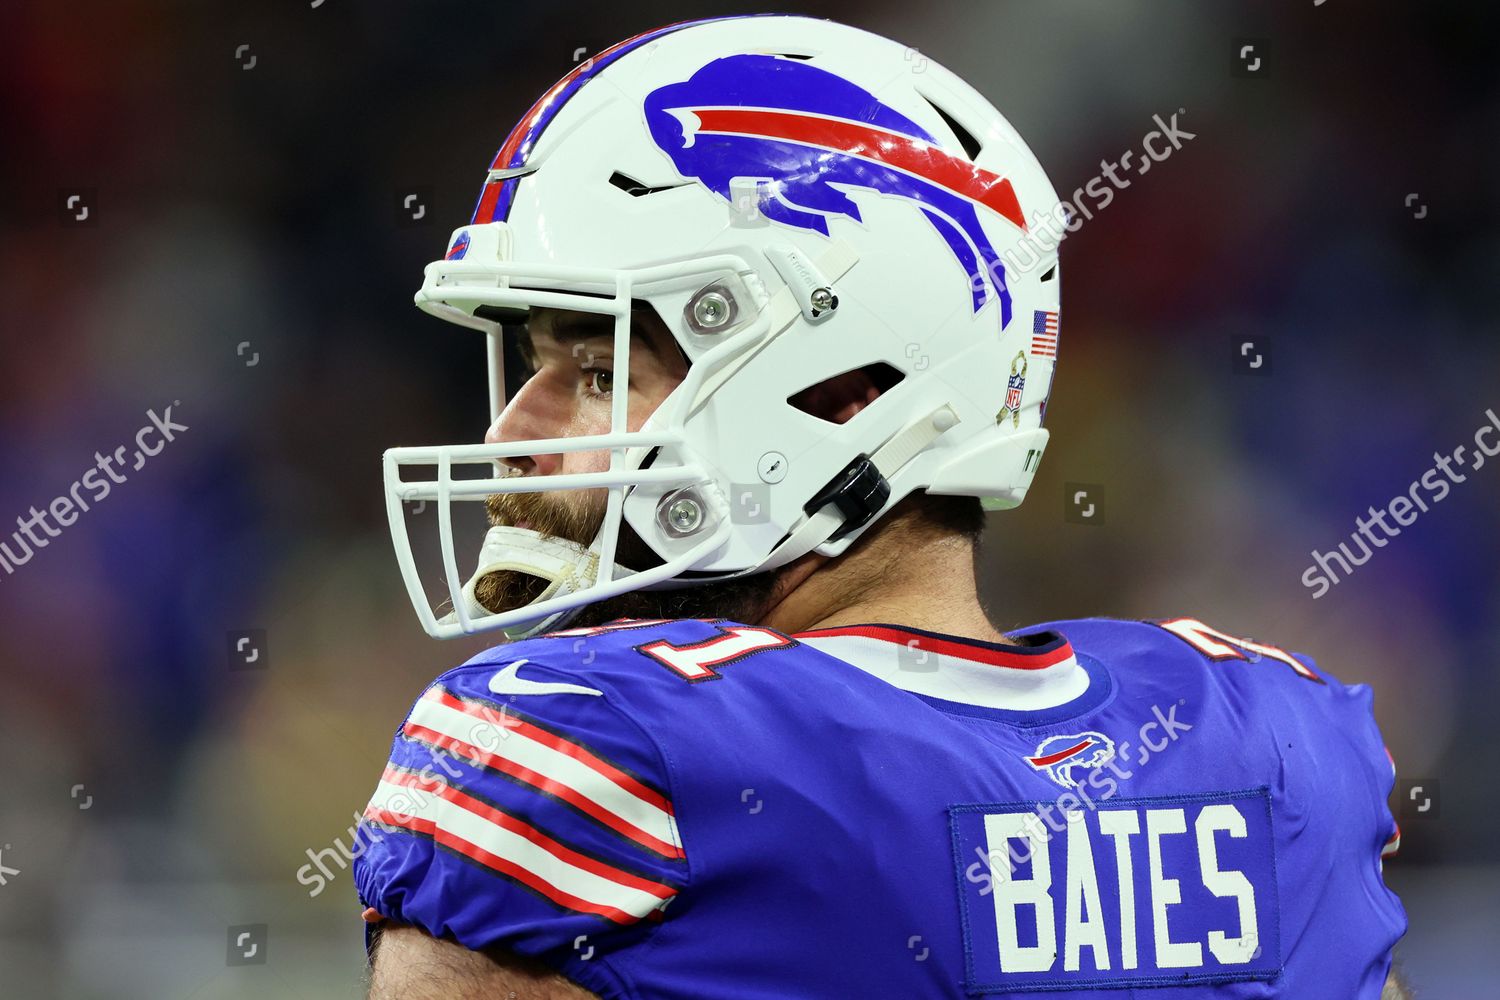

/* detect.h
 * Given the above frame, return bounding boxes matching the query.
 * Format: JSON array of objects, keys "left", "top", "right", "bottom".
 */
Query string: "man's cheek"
[
  {"left": 563, "top": 449, "right": 613, "bottom": 476},
  {"left": 624, "top": 383, "right": 678, "bottom": 434}
]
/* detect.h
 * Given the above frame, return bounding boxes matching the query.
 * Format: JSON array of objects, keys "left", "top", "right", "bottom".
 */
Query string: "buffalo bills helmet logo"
[
  {"left": 445, "top": 230, "right": 472, "bottom": 260},
  {"left": 643, "top": 54, "right": 1028, "bottom": 328},
  {"left": 1026, "top": 731, "right": 1116, "bottom": 789}
]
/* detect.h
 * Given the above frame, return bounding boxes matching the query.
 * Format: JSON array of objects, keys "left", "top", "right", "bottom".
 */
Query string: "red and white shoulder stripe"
[
  {"left": 366, "top": 764, "right": 678, "bottom": 926},
  {"left": 402, "top": 686, "right": 684, "bottom": 860}
]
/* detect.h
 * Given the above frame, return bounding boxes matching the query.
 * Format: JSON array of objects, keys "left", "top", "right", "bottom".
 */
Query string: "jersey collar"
[{"left": 793, "top": 622, "right": 1088, "bottom": 712}]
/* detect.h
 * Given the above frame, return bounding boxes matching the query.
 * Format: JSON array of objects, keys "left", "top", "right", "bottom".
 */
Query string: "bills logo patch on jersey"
[
  {"left": 1026, "top": 731, "right": 1115, "bottom": 789},
  {"left": 643, "top": 54, "right": 1028, "bottom": 328}
]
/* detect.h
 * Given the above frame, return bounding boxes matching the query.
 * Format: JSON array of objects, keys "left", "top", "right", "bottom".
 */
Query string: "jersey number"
[
  {"left": 638, "top": 624, "right": 792, "bottom": 682},
  {"left": 548, "top": 618, "right": 793, "bottom": 683},
  {"left": 1156, "top": 618, "right": 1323, "bottom": 684}
]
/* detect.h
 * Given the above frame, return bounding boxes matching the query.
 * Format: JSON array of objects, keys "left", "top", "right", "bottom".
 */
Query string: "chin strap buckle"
[
  {"left": 804, "top": 453, "right": 891, "bottom": 542},
  {"left": 436, "top": 525, "right": 637, "bottom": 640}
]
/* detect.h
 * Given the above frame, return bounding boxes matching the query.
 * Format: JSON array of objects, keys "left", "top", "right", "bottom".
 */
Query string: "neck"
[{"left": 759, "top": 515, "right": 1008, "bottom": 644}]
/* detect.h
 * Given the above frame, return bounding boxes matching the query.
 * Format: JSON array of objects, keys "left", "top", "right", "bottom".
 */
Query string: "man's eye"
[{"left": 585, "top": 368, "right": 614, "bottom": 395}]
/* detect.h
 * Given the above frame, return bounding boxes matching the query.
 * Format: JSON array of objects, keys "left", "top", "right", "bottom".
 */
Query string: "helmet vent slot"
[
  {"left": 609, "top": 171, "right": 688, "bottom": 197},
  {"left": 787, "top": 362, "right": 905, "bottom": 424},
  {"left": 921, "top": 96, "right": 982, "bottom": 161}
]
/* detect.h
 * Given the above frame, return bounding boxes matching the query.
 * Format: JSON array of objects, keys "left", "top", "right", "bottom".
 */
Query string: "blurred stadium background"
[{"left": 1, "top": 0, "right": 1496, "bottom": 996}]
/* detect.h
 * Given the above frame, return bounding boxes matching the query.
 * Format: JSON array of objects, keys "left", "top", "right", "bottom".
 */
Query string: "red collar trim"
[{"left": 793, "top": 623, "right": 1074, "bottom": 671}]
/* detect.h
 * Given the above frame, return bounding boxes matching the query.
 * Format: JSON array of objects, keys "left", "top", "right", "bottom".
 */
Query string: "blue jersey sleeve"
[
  {"left": 1146, "top": 616, "right": 1406, "bottom": 984},
  {"left": 1149, "top": 617, "right": 1401, "bottom": 859},
  {"left": 1287, "top": 646, "right": 1407, "bottom": 990},
  {"left": 1318, "top": 663, "right": 1403, "bottom": 866},
  {"left": 352, "top": 647, "right": 688, "bottom": 970}
]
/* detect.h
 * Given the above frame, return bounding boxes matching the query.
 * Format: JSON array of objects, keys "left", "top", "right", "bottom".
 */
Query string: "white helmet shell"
[{"left": 386, "top": 14, "right": 1063, "bottom": 639}]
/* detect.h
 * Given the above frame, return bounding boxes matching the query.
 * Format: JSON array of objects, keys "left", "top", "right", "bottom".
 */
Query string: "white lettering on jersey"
[
  {"left": 1062, "top": 810, "right": 1109, "bottom": 971},
  {"left": 984, "top": 813, "right": 1057, "bottom": 972},
  {"left": 1196, "top": 804, "right": 1259, "bottom": 964},
  {"left": 961, "top": 795, "right": 1276, "bottom": 986},
  {"left": 1097, "top": 810, "right": 1141, "bottom": 970},
  {"left": 975, "top": 804, "right": 1264, "bottom": 975},
  {"left": 1147, "top": 808, "right": 1204, "bottom": 968}
]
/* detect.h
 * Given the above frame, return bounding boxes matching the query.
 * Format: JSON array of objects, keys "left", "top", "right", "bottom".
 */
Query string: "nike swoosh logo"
[{"left": 488, "top": 659, "right": 603, "bottom": 698}]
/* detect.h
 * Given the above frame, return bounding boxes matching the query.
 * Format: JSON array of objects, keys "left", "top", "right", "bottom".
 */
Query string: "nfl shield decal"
[{"left": 999, "top": 351, "right": 1027, "bottom": 428}]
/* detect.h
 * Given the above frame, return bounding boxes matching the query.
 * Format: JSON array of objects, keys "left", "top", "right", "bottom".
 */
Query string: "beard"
[{"left": 476, "top": 486, "right": 782, "bottom": 632}]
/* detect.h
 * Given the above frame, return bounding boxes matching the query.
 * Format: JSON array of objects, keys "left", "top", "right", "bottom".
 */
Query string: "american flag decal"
[{"left": 1032, "top": 310, "right": 1059, "bottom": 358}]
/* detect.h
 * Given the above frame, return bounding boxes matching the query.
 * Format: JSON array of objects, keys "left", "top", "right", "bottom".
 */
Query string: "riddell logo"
[{"left": 1025, "top": 731, "right": 1116, "bottom": 789}]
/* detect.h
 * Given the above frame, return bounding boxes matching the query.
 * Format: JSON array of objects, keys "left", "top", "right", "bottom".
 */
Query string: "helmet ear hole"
[{"left": 787, "top": 362, "right": 904, "bottom": 425}]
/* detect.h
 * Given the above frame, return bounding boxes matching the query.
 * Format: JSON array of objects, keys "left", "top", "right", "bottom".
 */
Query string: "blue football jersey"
[{"left": 352, "top": 616, "right": 1405, "bottom": 998}]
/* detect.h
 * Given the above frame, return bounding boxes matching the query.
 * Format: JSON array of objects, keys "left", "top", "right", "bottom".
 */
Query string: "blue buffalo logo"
[{"left": 643, "top": 55, "right": 1029, "bottom": 328}]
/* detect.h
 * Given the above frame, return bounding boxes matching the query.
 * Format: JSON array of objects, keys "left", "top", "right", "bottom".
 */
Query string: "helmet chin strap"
[
  {"left": 759, "top": 403, "right": 961, "bottom": 573},
  {"left": 438, "top": 525, "right": 637, "bottom": 641}
]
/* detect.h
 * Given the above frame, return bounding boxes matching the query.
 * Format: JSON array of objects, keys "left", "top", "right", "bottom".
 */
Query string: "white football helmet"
[{"left": 385, "top": 13, "right": 1063, "bottom": 640}]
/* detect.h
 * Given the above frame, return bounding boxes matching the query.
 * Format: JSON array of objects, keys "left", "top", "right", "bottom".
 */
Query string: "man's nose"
[{"left": 485, "top": 381, "right": 564, "bottom": 477}]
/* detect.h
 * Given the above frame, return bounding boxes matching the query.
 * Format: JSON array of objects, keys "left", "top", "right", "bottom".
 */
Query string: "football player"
[{"left": 354, "top": 14, "right": 1408, "bottom": 998}]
